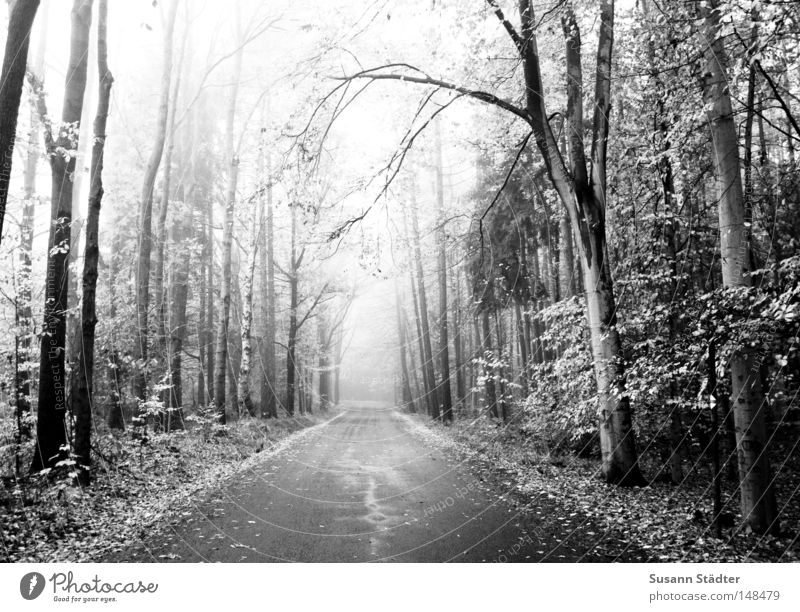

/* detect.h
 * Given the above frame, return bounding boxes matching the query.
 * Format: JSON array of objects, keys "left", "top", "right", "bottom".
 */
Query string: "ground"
[
  {"left": 106, "top": 403, "right": 616, "bottom": 562},
  {"left": 5, "top": 402, "right": 795, "bottom": 563}
]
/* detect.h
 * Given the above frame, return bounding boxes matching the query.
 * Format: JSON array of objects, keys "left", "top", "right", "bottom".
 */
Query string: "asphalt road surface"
[{"left": 118, "top": 403, "right": 603, "bottom": 562}]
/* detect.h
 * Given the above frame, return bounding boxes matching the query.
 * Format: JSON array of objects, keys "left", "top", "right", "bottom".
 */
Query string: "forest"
[{"left": 0, "top": 0, "right": 798, "bottom": 563}]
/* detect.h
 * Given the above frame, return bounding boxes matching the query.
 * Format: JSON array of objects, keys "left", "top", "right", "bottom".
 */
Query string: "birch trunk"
[{"left": 237, "top": 197, "right": 260, "bottom": 417}]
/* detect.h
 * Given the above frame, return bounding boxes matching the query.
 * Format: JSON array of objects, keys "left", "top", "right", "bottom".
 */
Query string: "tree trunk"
[
  {"left": 286, "top": 206, "right": 299, "bottom": 417},
  {"left": 451, "top": 263, "right": 466, "bottom": 411},
  {"left": 514, "top": 299, "right": 528, "bottom": 393},
  {"left": 409, "top": 267, "right": 430, "bottom": 415},
  {"left": 317, "top": 307, "right": 331, "bottom": 412},
  {"left": 699, "top": 0, "right": 778, "bottom": 534},
  {"left": 480, "top": 309, "right": 498, "bottom": 419},
  {"left": 132, "top": 0, "right": 178, "bottom": 401},
  {"left": 434, "top": 122, "right": 453, "bottom": 422},
  {"left": 394, "top": 280, "right": 415, "bottom": 412},
  {"left": 212, "top": 12, "right": 244, "bottom": 423},
  {"left": 165, "top": 103, "right": 196, "bottom": 430},
  {"left": 153, "top": 41, "right": 184, "bottom": 383},
  {"left": 513, "top": 0, "right": 643, "bottom": 484},
  {"left": 411, "top": 193, "right": 439, "bottom": 419},
  {"left": 32, "top": 0, "right": 93, "bottom": 473},
  {"left": 237, "top": 196, "right": 260, "bottom": 417},
  {"left": 198, "top": 216, "right": 207, "bottom": 405},
  {"left": 0, "top": 0, "right": 40, "bottom": 246},
  {"left": 494, "top": 309, "right": 509, "bottom": 421},
  {"left": 65, "top": 51, "right": 96, "bottom": 414},
  {"left": 166, "top": 205, "right": 190, "bottom": 430},
  {"left": 259, "top": 148, "right": 278, "bottom": 418},
  {"left": 332, "top": 326, "right": 343, "bottom": 406},
  {"left": 72, "top": 0, "right": 112, "bottom": 484},
  {"left": 106, "top": 230, "right": 124, "bottom": 430},
  {"left": 205, "top": 195, "right": 215, "bottom": 405},
  {"left": 558, "top": 212, "right": 575, "bottom": 299}
]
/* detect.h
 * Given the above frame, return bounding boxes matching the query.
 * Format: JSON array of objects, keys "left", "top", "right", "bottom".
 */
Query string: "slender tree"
[
  {"left": 410, "top": 189, "right": 439, "bottom": 419},
  {"left": 73, "top": 0, "right": 112, "bottom": 484},
  {"left": 237, "top": 189, "right": 261, "bottom": 417},
  {"left": 132, "top": 0, "right": 178, "bottom": 402},
  {"left": 213, "top": 5, "right": 244, "bottom": 423},
  {"left": 434, "top": 122, "right": 453, "bottom": 422}
]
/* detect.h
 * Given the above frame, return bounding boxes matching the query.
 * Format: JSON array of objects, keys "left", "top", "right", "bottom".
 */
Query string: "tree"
[
  {"left": 410, "top": 185, "right": 439, "bottom": 419},
  {"left": 212, "top": 5, "right": 244, "bottom": 424},
  {"left": 73, "top": 0, "right": 113, "bottom": 484},
  {"left": 31, "top": 0, "right": 94, "bottom": 472},
  {"left": 259, "top": 145, "right": 278, "bottom": 418},
  {"left": 699, "top": 0, "right": 778, "bottom": 534},
  {"left": 395, "top": 278, "right": 415, "bottom": 412},
  {"left": 434, "top": 122, "right": 453, "bottom": 422},
  {"left": 0, "top": 0, "right": 40, "bottom": 246},
  {"left": 132, "top": 0, "right": 178, "bottom": 402},
  {"left": 237, "top": 186, "right": 262, "bottom": 417}
]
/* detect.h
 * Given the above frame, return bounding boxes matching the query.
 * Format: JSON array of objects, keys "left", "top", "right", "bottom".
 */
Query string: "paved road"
[{"left": 120, "top": 404, "right": 602, "bottom": 562}]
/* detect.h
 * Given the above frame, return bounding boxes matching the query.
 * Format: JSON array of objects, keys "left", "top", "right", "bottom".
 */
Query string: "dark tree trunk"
[
  {"left": 434, "top": 123, "right": 453, "bottom": 422},
  {"left": 72, "top": 0, "right": 113, "bottom": 484},
  {"left": 317, "top": 307, "right": 331, "bottom": 412},
  {"left": 32, "top": 0, "right": 93, "bottom": 473},
  {"left": 452, "top": 264, "right": 466, "bottom": 412},
  {"left": 394, "top": 280, "right": 415, "bottom": 412},
  {"left": 411, "top": 194, "right": 439, "bottom": 419},
  {"left": 205, "top": 196, "right": 215, "bottom": 405},
  {"left": 166, "top": 200, "right": 191, "bottom": 430},
  {"left": 106, "top": 229, "right": 124, "bottom": 430},
  {"left": 0, "top": 0, "right": 40, "bottom": 246}
]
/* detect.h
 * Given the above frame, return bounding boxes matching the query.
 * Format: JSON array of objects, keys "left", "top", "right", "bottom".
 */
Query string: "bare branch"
[{"left": 333, "top": 65, "right": 530, "bottom": 124}]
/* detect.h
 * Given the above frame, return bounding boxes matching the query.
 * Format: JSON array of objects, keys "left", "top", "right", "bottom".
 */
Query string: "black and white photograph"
[{"left": 0, "top": 0, "right": 798, "bottom": 609}]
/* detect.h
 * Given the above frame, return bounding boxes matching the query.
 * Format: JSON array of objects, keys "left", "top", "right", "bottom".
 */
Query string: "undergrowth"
[
  {"left": 403, "top": 411, "right": 799, "bottom": 563},
  {"left": 0, "top": 414, "right": 325, "bottom": 562}
]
